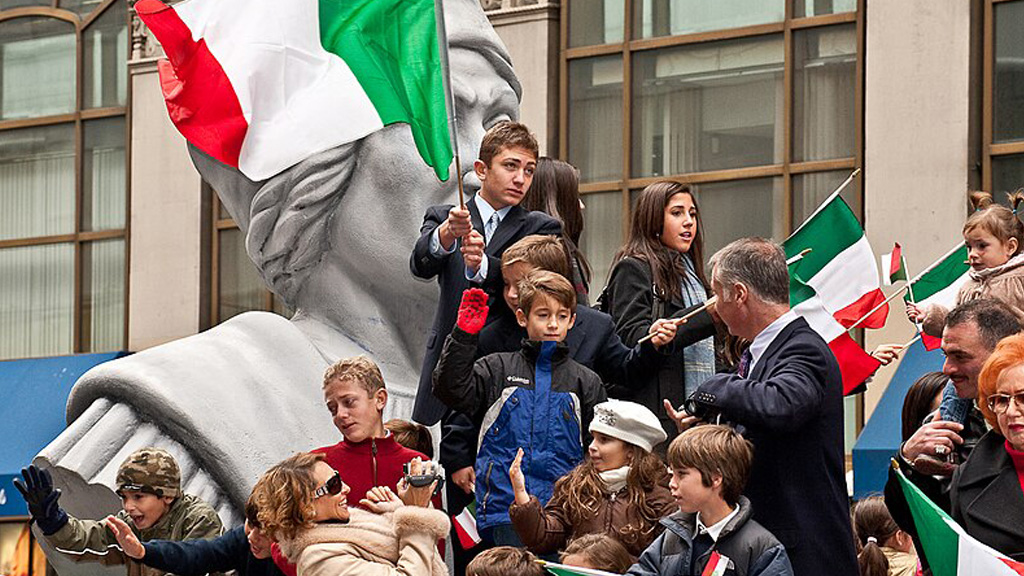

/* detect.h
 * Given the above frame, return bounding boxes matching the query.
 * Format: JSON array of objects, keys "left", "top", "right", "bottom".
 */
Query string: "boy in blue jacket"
[{"left": 434, "top": 272, "right": 674, "bottom": 547}]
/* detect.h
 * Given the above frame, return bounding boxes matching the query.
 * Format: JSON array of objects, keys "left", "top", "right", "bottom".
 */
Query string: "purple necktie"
[{"left": 737, "top": 349, "right": 753, "bottom": 378}]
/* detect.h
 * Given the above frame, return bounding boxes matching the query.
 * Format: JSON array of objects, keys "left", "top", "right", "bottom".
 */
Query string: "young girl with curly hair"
[{"left": 508, "top": 400, "right": 675, "bottom": 557}]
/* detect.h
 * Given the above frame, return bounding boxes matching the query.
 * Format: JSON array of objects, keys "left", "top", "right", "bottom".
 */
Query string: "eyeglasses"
[
  {"left": 985, "top": 392, "right": 1024, "bottom": 414},
  {"left": 313, "top": 471, "right": 344, "bottom": 499}
]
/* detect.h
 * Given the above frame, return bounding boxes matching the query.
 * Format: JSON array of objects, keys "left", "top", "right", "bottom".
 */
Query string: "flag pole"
[
  {"left": 846, "top": 285, "right": 910, "bottom": 333},
  {"left": 904, "top": 242, "right": 964, "bottom": 285},
  {"left": 788, "top": 168, "right": 861, "bottom": 239},
  {"left": 435, "top": 0, "right": 466, "bottom": 209}
]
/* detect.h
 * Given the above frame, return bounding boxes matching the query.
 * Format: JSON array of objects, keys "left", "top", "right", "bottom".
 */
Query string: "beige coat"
[
  {"left": 279, "top": 506, "right": 449, "bottom": 576},
  {"left": 922, "top": 254, "right": 1024, "bottom": 337}
]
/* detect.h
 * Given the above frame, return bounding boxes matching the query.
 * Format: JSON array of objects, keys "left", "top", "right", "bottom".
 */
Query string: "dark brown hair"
[
  {"left": 522, "top": 158, "right": 592, "bottom": 287},
  {"left": 561, "top": 534, "right": 634, "bottom": 574},
  {"left": 251, "top": 452, "right": 325, "bottom": 541},
  {"left": 851, "top": 497, "right": 900, "bottom": 576},
  {"left": 384, "top": 419, "right": 434, "bottom": 459},
  {"left": 901, "top": 372, "right": 947, "bottom": 442},
  {"left": 466, "top": 546, "right": 544, "bottom": 576},
  {"left": 611, "top": 181, "right": 706, "bottom": 301},
  {"left": 963, "top": 190, "right": 1024, "bottom": 254},
  {"left": 517, "top": 269, "right": 576, "bottom": 315},
  {"left": 478, "top": 121, "right": 538, "bottom": 167},
  {"left": 551, "top": 444, "right": 668, "bottom": 551},
  {"left": 667, "top": 425, "right": 752, "bottom": 506},
  {"left": 502, "top": 235, "right": 573, "bottom": 279}
]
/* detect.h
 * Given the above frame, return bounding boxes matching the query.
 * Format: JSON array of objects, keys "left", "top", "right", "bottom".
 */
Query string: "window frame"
[
  {"left": 0, "top": 0, "right": 130, "bottom": 359},
  {"left": 982, "top": 0, "right": 1024, "bottom": 191}
]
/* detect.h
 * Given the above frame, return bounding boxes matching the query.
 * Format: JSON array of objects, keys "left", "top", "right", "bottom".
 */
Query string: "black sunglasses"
[{"left": 313, "top": 471, "right": 344, "bottom": 499}]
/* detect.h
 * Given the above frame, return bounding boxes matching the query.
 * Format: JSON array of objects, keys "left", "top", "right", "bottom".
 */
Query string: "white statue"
[{"left": 35, "top": 0, "right": 521, "bottom": 566}]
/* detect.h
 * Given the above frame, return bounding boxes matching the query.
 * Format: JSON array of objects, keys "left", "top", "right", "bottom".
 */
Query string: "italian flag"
[
  {"left": 538, "top": 561, "right": 622, "bottom": 576},
  {"left": 894, "top": 463, "right": 1024, "bottom": 576},
  {"left": 135, "top": 0, "right": 453, "bottom": 181},
  {"left": 785, "top": 194, "right": 885, "bottom": 394},
  {"left": 904, "top": 244, "right": 970, "bottom": 350},
  {"left": 881, "top": 243, "right": 908, "bottom": 285},
  {"left": 452, "top": 500, "right": 481, "bottom": 549}
]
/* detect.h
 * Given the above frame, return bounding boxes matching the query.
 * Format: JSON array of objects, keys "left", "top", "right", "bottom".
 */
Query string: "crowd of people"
[{"left": 15, "top": 121, "right": 1024, "bottom": 576}]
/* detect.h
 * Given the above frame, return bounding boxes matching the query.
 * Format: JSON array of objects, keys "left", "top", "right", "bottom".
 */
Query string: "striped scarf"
[{"left": 680, "top": 254, "right": 715, "bottom": 398}]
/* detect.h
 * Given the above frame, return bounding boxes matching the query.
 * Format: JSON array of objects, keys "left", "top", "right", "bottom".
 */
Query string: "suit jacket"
[
  {"left": 691, "top": 317, "right": 857, "bottom": 576},
  {"left": 950, "top": 430, "right": 1024, "bottom": 561},
  {"left": 409, "top": 198, "right": 561, "bottom": 424}
]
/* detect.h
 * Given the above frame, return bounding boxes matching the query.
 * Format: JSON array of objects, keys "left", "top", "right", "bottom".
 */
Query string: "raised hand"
[
  {"left": 360, "top": 486, "right": 403, "bottom": 515},
  {"left": 663, "top": 399, "right": 699, "bottom": 433},
  {"left": 105, "top": 516, "right": 146, "bottom": 559},
  {"left": 509, "top": 448, "right": 529, "bottom": 506},
  {"left": 396, "top": 458, "right": 436, "bottom": 509},
  {"left": 13, "top": 465, "right": 68, "bottom": 535},
  {"left": 456, "top": 288, "right": 490, "bottom": 335}
]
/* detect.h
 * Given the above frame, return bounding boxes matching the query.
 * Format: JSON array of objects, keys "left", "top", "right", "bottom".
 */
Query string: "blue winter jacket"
[
  {"left": 627, "top": 497, "right": 793, "bottom": 576},
  {"left": 433, "top": 327, "right": 607, "bottom": 531}
]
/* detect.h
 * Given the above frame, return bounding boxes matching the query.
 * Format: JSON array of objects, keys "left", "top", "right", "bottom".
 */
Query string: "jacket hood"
[{"left": 969, "top": 252, "right": 1024, "bottom": 282}]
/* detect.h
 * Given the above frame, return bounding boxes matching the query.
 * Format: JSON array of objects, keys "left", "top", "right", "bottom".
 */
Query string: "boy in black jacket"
[
  {"left": 628, "top": 425, "right": 793, "bottom": 576},
  {"left": 105, "top": 496, "right": 282, "bottom": 576}
]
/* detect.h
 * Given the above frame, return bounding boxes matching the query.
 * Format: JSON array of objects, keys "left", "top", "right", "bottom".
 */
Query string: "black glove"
[{"left": 13, "top": 465, "right": 69, "bottom": 535}]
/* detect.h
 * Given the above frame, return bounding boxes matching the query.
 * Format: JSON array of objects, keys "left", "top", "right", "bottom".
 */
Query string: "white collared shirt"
[
  {"left": 747, "top": 310, "right": 798, "bottom": 375},
  {"left": 696, "top": 505, "right": 740, "bottom": 542}
]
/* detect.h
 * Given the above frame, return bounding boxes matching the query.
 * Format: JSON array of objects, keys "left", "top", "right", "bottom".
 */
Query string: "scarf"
[
  {"left": 681, "top": 254, "right": 715, "bottom": 397},
  {"left": 598, "top": 465, "right": 631, "bottom": 494}
]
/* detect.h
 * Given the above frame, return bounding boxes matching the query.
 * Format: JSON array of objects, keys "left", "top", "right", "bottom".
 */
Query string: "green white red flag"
[
  {"left": 453, "top": 500, "right": 481, "bottom": 549},
  {"left": 785, "top": 192, "right": 885, "bottom": 394},
  {"left": 539, "top": 561, "right": 623, "bottom": 576},
  {"left": 135, "top": 0, "right": 453, "bottom": 181},
  {"left": 881, "top": 243, "right": 908, "bottom": 285},
  {"left": 701, "top": 551, "right": 731, "bottom": 576},
  {"left": 905, "top": 244, "right": 970, "bottom": 350},
  {"left": 894, "top": 463, "right": 1024, "bottom": 576}
]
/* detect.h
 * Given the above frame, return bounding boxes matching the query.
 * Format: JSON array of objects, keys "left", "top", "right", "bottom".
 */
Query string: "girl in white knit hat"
[{"left": 508, "top": 399, "right": 675, "bottom": 559}]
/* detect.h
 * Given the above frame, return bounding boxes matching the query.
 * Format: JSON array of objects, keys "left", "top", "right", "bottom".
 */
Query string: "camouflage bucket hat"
[{"left": 116, "top": 447, "right": 181, "bottom": 499}]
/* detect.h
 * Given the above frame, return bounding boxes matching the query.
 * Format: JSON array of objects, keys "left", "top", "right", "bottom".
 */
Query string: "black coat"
[
  {"left": 950, "top": 430, "right": 1024, "bottom": 561},
  {"left": 141, "top": 526, "right": 283, "bottom": 576},
  {"left": 690, "top": 317, "right": 857, "bottom": 576},
  {"left": 602, "top": 256, "right": 717, "bottom": 438},
  {"left": 409, "top": 198, "right": 561, "bottom": 424}
]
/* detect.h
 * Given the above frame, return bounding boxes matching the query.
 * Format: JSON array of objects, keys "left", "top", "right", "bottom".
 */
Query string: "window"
[
  {"left": 0, "top": 1, "right": 128, "bottom": 360},
  {"left": 208, "top": 196, "right": 291, "bottom": 325},
  {"left": 562, "top": 0, "right": 863, "bottom": 450},
  {"left": 983, "top": 0, "right": 1024, "bottom": 195}
]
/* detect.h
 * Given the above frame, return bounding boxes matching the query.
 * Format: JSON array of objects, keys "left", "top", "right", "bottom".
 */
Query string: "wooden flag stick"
[
  {"left": 435, "top": 0, "right": 465, "bottom": 209},
  {"left": 787, "top": 248, "right": 812, "bottom": 266},
  {"left": 637, "top": 296, "right": 718, "bottom": 345}
]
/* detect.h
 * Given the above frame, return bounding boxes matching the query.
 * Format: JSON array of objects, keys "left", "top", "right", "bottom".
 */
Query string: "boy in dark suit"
[{"left": 410, "top": 121, "right": 561, "bottom": 426}]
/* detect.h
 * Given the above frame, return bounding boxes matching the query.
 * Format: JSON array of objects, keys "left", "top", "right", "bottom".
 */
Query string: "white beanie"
[{"left": 589, "top": 400, "right": 667, "bottom": 453}]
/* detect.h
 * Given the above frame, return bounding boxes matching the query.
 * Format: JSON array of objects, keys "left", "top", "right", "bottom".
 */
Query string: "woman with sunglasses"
[
  {"left": 949, "top": 333, "right": 1024, "bottom": 560},
  {"left": 253, "top": 452, "right": 449, "bottom": 575}
]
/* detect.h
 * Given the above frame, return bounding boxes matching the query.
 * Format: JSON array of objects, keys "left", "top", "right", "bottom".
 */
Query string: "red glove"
[{"left": 457, "top": 288, "right": 489, "bottom": 334}]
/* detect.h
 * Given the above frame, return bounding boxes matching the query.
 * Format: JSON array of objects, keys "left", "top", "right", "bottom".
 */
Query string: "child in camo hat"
[{"left": 16, "top": 447, "right": 224, "bottom": 576}]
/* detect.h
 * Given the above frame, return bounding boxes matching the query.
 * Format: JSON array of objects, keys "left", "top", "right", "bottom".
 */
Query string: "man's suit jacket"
[
  {"left": 409, "top": 197, "right": 561, "bottom": 425},
  {"left": 692, "top": 317, "right": 857, "bottom": 576}
]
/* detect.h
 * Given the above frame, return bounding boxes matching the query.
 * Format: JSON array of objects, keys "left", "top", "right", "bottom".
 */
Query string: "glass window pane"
[
  {"left": 632, "top": 36, "right": 784, "bottom": 177},
  {"left": 0, "top": 243, "right": 74, "bottom": 359},
  {"left": 59, "top": 0, "right": 106, "bottom": 16},
  {"left": 633, "top": 0, "right": 783, "bottom": 40},
  {"left": 568, "top": 56, "right": 623, "bottom": 183},
  {"left": 0, "top": 17, "right": 75, "bottom": 120},
  {"left": 569, "top": 0, "right": 624, "bottom": 47},
  {"left": 793, "top": 25, "right": 857, "bottom": 162},
  {"left": 579, "top": 191, "right": 624, "bottom": 293},
  {"left": 81, "top": 239, "right": 125, "bottom": 352},
  {"left": 845, "top": 394, "right": 859, "bottom": 453},
  {"left": 794, "top": 0, "right": 857, "bottom": 18},
  {"left": 994, "top": 1, "right": 1024, "bottom": 144},
  {"left": 83, "top": 118, "right": 126, "bottom": 231},
  {"left": 693, "top": 177, "right": 784, "bottom": 257},
  {"left": 0, "top": 124, "right": 75, "bottom": 241},
  {"left": 218, "top": 227, "right": 266, "bottom": 321},
  {"left": 992, "top": 154, "right": 1024, "bottom": 197},
  {"left": 84, "top": 4, "right": 128, "bottom": 109},
  {"left": 791, "top": 170, "right": 861, "bottom": 227}
]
